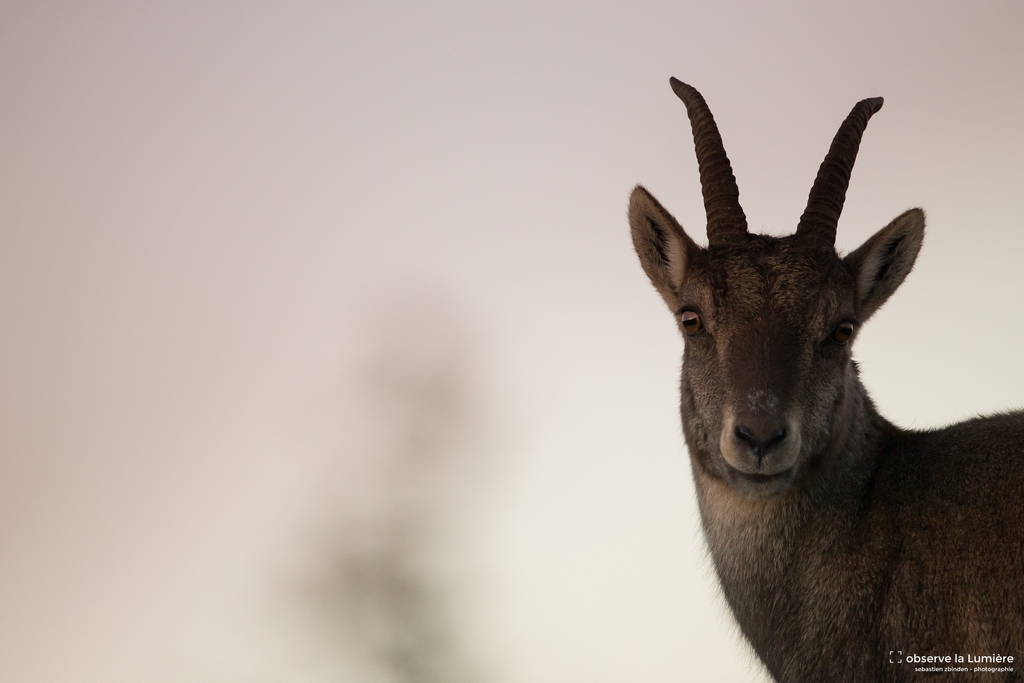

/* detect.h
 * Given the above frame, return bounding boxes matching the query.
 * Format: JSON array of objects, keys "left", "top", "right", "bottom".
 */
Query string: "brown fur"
[{"left": 629, "top": 89, "right": 1024, "bottom": 682}]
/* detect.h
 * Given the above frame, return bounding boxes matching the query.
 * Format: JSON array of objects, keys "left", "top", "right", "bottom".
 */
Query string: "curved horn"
[
  {"left": 669, "top": 78, "right": 747, "bottom": 246},
  {"left": 796, "top": 97, "right": 884, "bottom": 248}
]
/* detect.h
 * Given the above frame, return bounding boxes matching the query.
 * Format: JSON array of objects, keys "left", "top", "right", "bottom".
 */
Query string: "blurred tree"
[{"left": 293, "top": 303, "right": 481, "bottom": 683}]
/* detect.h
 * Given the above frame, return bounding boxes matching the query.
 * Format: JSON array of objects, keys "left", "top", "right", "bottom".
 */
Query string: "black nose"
[{"left": 734, "top": 419, "right": 788, "bottom": 458}]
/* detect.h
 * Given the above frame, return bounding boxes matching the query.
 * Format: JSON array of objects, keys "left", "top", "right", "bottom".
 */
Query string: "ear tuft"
[
  {"left": 629, "top": 185, "right": 698, "bottom": 308},
  {"left": 844, "top": 208, "right": 925, "bottom": 321}
]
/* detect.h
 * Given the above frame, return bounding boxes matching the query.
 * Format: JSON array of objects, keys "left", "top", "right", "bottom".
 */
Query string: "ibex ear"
[
  {"left": 843, "top": 208, "right": 925, "bottom": 322},
  {"left": 629, "top": 185, "right": 699, "bottom": 308}
]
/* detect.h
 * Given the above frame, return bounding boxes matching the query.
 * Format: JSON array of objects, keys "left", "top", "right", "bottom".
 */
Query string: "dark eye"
[
  {"left": 831, "top": 322, "right": 854, "bottom": 345},
  {"left": 681, "top": 310, "right": 703, "bottom": 334}
]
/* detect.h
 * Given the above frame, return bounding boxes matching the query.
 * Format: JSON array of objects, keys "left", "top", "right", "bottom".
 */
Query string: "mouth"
[
  {"left": 725, "top": 463, "right": 796, "bottom": 495},
  {"left": 735, "top": 468, "right": 792, "bottom": 483}
]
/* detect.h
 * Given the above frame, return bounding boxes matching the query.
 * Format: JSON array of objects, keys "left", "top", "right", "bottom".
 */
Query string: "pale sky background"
[{"left": 3, "top": 2, "right": 1024, "bottom": 682}]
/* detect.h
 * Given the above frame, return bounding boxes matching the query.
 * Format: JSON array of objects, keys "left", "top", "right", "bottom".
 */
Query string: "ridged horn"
[
  {"left": 669, "top": 78, "right": 747, "bottom": 246},
  {"left": 796, "top": 97, "right": 884, "bottom": 248}
]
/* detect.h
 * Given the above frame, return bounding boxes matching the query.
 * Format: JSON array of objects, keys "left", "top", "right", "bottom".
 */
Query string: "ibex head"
[{"left": 630, "top": 79, "right": 925, "bottom": 497}]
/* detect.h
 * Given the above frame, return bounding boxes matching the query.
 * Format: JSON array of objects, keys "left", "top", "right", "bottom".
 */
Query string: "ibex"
[{"left": 629, "top": 79, "right": 1024, "bottom": 682}]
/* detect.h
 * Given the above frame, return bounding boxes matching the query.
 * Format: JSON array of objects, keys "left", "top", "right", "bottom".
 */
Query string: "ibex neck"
[{"left": 690, "top": 372, "right": 892, "bottom": 674}]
